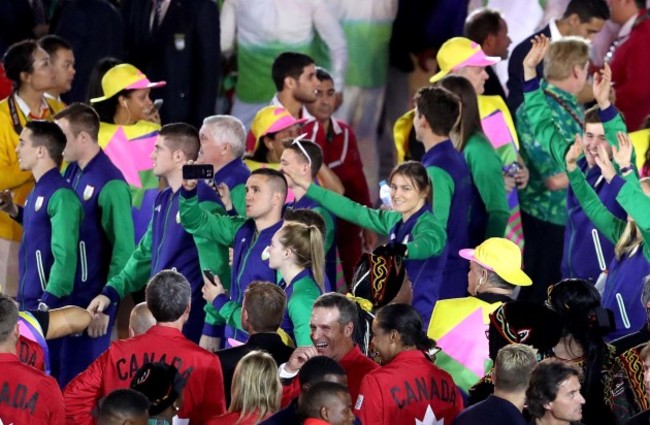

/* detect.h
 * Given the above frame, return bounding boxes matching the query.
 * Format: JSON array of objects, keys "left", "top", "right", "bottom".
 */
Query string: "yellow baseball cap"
[
  {"left": 459, "top": 238, "right": 532, "bottom": 286},
  {"left": 429, "top": 37, "right": 501, "bottom": 84},
  {"left": 90, "top": 64, "right": 166, "bottom": 103},
  {"left": 250, "top": 106, "right": 306, "bottom": 152}
]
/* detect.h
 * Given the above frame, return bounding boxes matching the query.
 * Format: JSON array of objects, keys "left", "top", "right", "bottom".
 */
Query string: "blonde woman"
[
  {"left": 207, "top": 350, "right": 281, "bottom": 424},
  {"left": 267, "top": 223, "right": 324, "bottom": 347},
  {"left": 566, "top": 133, "right": 650, "bottom": 340}
]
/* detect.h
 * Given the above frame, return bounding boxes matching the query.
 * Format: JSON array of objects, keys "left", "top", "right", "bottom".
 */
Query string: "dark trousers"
[{"left": 518, "top": 211, "right": 565, "bottom": 303}]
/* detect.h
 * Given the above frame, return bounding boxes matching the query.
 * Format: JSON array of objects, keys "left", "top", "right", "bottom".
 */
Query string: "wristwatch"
[
  {"left": 37, "top": 302, "right": 49, "bottom": 312},
  {"left": 619, "top": 164, "right": 634, "bottom": 174}
]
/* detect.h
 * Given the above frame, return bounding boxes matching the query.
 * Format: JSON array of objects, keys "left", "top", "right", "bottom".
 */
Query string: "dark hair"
[
  {"left": 298, "top": 381, "right": 349, "bottom": 420},
  {"left": 38, "top": 35, "right": 72, "bottom": 56},
  {"left": 298, "top": 356, "right": 346, "bottom": 387},
  {"left": 526, "top": 359, "right": 583, "bottom": 418},
  {"left": 0, "top": 294, "right": 19, "bottom": 344},
  {"left": 563, "top": 0, "right": 610, "bottom": 22},
  {"left": 546, "top": 278, "right": 610, "bottom": 417},
  {"left": 388, "top": 160, "right": 432, "bottom": 205},
  {"left": 25, "top": 121, "right": 67, "bottom": 163},
  {"left": 584, "top": 105, "right": 601, "bottom": 125},
  {"left": 251, "top": 168, "right": 288, "bottom": 201},
  {"left": 437, "top": 75, "right": 484, "bottom": 152},
  {"left": 54, "top": 103, "right": 101, "bottom": 141},
  {"left": 313, "top": 293, "right": 357, "bottom": 330},
  {"left": 145, "top": 270, "right": 191, "bottom": 323},
  {"left": 243, "top": 281, "right": 287, "bottom": 332},
  {"left": 282, "top": 139, "right": 323, "bottom": 177},
  {"left": 85, "top": 57, "right": 121, "bottom": 112},
  {"left": 464, "top": 8, "right": 503, "bottom": 45},
  {"left": 159, "top": 123, "right": 200, "bottom": 161},
  {"left": 99, "top": 389, "right": 150, "bottom": 424},
  {"left": 3, "top": 39, "right": 39, "bottom": 87},
  {"left": 375, "top": 303, "right": 436, "bottom": 351},
  {"left": 284, "top": 208, "right": 326, "bottom": 237},
  {"left": 130, "top": 362, "right": 185, "bottom": 416},
  {"left": 414, "top": 86, "right": 460, "bottom": 138},
  {"left": 315, "top": 67, "right": 333, "bottom": 84},
  {"left": 271, "top": 52, "right": 315, "bottom": 92}
]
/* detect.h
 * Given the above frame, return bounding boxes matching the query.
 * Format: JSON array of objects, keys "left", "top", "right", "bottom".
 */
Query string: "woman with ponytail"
[
  {"left": 354, "top": 303, "right": 463, "bottom": 425},
  {"left": 267, "top": 223, "right": 325, "bottom": 347}
]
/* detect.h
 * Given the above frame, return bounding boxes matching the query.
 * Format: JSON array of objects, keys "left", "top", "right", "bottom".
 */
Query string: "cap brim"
[
  {"left": 463, "top": 54, "right": 501, "bottom": 67},
  {"left": 493, "top": 267, "right": 532, "bottom": 286},
  {"left": 429, "top": 69, "right": 449, "bottom": 84},
  {"left": 263, "top": 117, "right": 307, "bottom": 137},
  {"left": 459, "top": 248, "right": 532, "bottom": 287},
  {"left": 89, "top": 81, "right": 166, "bottom": 104}
]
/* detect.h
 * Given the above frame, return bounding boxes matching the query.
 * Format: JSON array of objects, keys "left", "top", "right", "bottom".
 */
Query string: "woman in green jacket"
[
  {"left": 284, "top": 160, "right": 447, "bottom": 328},
  {"left": 437, "top": 75, "right": 510, "bottom": 246},
  {"left": 267, "top": 222, "right": 325, "bottom": 347}
]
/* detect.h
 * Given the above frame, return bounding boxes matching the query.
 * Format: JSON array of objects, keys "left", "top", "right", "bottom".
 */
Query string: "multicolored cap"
[
  {"left": 90, "top": 64, "right": 166, "bottom": 103},
  {"left": 250, "top": 106, "right": 306, "bottom": 152},
  {"left": 459, "top": 237, "right": 532, "bottom": 286},
  {"left": 429, "top": 37, "right": 501, "bottom": 83}
]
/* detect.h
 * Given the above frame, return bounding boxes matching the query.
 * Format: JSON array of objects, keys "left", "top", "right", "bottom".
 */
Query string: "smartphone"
[
  {"left": 203, "top": 269, "right": 217, "bottom": 286},
  {"left": 183, "top": 164, "right": 214, "bottom": 180},
  {"left": 153, "top": 99, "right": 164, "bottom": 111}
]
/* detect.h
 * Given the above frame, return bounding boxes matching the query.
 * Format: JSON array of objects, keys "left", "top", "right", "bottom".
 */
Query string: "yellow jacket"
[{"left": 0, "top": 97, "right": 66, "bottom": 241}]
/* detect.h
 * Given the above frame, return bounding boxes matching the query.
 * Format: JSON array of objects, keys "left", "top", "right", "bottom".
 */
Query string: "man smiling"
[{"left": 279, "top": 293, "right": 378, "bottom": 403}]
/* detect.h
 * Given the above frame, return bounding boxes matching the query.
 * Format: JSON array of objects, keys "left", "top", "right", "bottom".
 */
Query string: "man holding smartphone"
[
  {"left": 179, "top": 168, "right": 286, "bottom": 345},
  {"left": 88, "top": 123, "right": 228, "bottom": 344}
]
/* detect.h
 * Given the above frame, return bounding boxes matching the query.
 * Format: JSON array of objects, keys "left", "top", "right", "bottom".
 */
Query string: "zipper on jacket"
[
  {"left": 79, "top": 241, "right": 88, "bottom": 282},
  {"left": 35, "top": 250, "right": 47, "bottom": 291}
]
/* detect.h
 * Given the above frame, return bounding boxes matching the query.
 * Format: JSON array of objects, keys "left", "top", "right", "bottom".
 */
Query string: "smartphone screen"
[{"left": 203, "top": 269, "right": 216, "bottom": 286}]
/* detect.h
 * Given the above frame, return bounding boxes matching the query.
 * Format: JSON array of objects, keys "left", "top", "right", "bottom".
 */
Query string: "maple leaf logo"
[{"left": 415, "top": 405, "right": 444, "bottom": 425}]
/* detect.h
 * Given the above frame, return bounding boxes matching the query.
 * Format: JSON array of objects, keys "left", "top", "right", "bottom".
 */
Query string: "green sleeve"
[
  {"left": 193, "top": 199, "right": 232, "bottom": 291},
  {"left": 464, "top": 135, "right": 509, "bottom": 238},
  {"left": 305, "top": 184, "right": 400, "bottom": 235},
  {"left": 288, "top": 278, "right": 321, "bottom": 347},
  {"left": 46, "top": 189, "right": 82, "bottom": 298},
  {"left": 230, "top": 183, "right": 247, "bottom": 216},
  {"left": 616, "top": 173, "right": 650, "bottom": 249},
  {"left": 179, "top": 190, "right": 246, "bottom": 246},
  {"left": 567, "top": 168, "right": 626, "bottom": 244},
  {"left": 97, "top": 180, "right": 136, "bottom": 281},
  {"left": 203, "top": 303, "right": 225, "bottom": 326},
  {"left": 313, "top": 206, "right": 335, "bottom": 252},
  {"left": 426, "top": 166, "right": 454, "bottom": 229},
  {"left": 217, "top": 299, "right": 244, "bottom": 331},
  {"left": 408, "top": 212, "right": 447, "bottom": 259},
  {"left": 107, "top": 221, "right": 154, "bottom": 299},
  {"left": 522, "top": 85, "right": 571, "bottom": 166},
  {"left": 602, "top": 110, "right": 638, "bottom": 167}
]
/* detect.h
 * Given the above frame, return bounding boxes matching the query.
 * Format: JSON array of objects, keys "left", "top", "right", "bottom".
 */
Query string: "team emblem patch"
[
  {"left": 83, "top": 185, "right": 95, "bottom": 201},
  {"left": 34, "top": 196, "right": 44, "bottom": 212},
  {"left": 354, "top": 394, "right": 364, "bottom": 410}
]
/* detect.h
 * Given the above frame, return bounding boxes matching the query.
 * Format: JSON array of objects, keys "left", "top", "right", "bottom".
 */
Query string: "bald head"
[{"left": 129, "top": 302, "right": 156, "bottom": 337}]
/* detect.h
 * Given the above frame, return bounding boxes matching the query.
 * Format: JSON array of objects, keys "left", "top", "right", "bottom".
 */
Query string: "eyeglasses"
[{"left": 291, "top": 133, "right": 312, "bottom": 166}]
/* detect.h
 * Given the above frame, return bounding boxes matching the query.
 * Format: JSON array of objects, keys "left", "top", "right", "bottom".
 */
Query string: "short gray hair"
[
  {"left": 202, "top": 115, "right": 246, "bottom": 158},
  {"left": 145, "top": 270, "right": 191, "bottom": 323}
]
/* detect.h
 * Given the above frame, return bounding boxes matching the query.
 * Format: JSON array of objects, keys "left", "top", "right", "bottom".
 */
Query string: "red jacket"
[
  {"left": 280, "top": 344, "right": 379, "bottom": 408},
  {"left": 17, "top": 335, "right": 46, "bottom": 372},
  {"left": 302, "top": 118, "right": 371, "bottom": 208},
  {"left": 339, "top": 344, "right": 380, "bottom": 404},
  {"left": 63, "top": 325, "right": 226, "bottom": 425},
  {"left": 206, "top": 410, "right": 270, "bottom": 424},
  {"left": 611, "top": 12, "right": 650, "bottom": 131},
  {"left": 0, "top": 353, "right": 64, "bottom": 424},
  {"left": 354, "top": 350, "right": 463, "bottom": 425}
]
